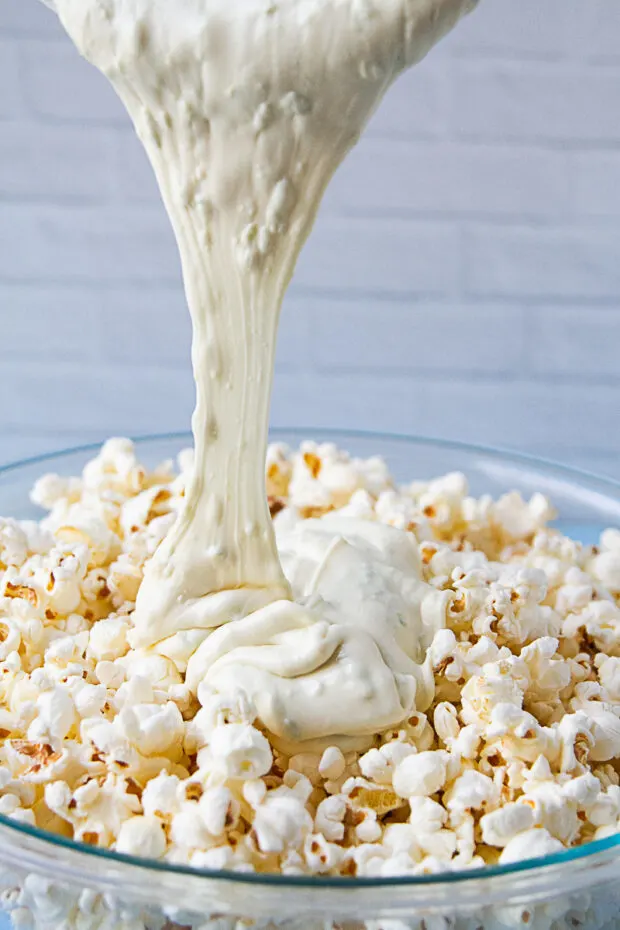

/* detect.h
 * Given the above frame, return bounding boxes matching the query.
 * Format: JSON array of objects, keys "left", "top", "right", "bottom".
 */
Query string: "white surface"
[{"left": 1, "top": 0, "right": 620, "bottom": 478}]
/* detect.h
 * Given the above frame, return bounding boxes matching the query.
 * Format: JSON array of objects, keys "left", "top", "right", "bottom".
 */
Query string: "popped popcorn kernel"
[{"left": 115, "top": 814, "right": 167, "bottom": 858}]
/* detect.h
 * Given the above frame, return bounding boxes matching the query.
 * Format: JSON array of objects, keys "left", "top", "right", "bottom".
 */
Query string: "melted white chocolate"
[
  {"left": 186, "top": 518, "right": 452, "bottom": 748},
  {"left": 52, "top": 0, "right": 477, "bottom": 747}
]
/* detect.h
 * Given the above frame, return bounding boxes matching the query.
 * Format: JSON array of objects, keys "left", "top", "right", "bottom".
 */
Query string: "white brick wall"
[
  {"left": 2, "top": 0, "right": 620, "bottom": 481},
  {"left": 452, "top": 63, "right": 620, "bottom": 144}
]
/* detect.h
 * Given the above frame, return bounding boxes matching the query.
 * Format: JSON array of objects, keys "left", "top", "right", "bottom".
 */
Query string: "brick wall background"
[{"left": 2, "top": 1, "right": 620, "bottom": 477}]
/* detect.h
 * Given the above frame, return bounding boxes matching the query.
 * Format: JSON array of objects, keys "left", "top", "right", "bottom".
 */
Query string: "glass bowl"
[{"left": 1, "top": 430, "right": 620, "bottom": 930}]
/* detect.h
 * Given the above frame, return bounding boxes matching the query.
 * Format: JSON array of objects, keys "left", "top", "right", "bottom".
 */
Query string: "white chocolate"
[{"left": 51, "top": 0, "right": 476, "bottom": 747}]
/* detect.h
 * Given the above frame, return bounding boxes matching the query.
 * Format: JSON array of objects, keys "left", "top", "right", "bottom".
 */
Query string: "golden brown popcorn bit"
[
  {"left": 309, "top": 838, "right": 326, "bottom": 859},
  {"left": 266, "top": 455, "right": 292, "bottom": 499},
  {"left": 263, "top": 775, "right": 283, "bottom": 791},
  {"left": 11, "top": 740, "right": 62, "bottom": 771},
  {"left": 303, "top": 451, "right": 322, "bottom": 479},
  {"left": 268, "top": 757, "right": 286, "bottom": 780},
  {"left": 485, "top": 751, "right": 505, "bottom": 769},
  {"left": 224, "top": 802, "right": 236, "bottom": 828},
  {"left": 185, "top": 782, "right": 204, "bottom": 801},
  {"left": 434, "top": 655, "right": 455, "bottom": 675},
  {"left": 268, "top": 496, "right": 285, "bottom": 518},
  {"left": 300, "top": 504, "right": 334, "bottom": 520},
  {"left": 125, "top": 777, "right": 143, "bottom": 798},
  {"left": 348, "top": 784, "right": 402, "bottom": 816},
  {"left": 578, "top": 626, "right": 599, "bottom": 657},
  {"left": 340, "top": 858, "right": 357, "bottom": 876},
  {"left": 86, "top": 571, "right": 112, "bottom": 603},
  {"left": 147, "top": 489, "right": 172, "bottom": 522},
  {"left": 4, "top": 582, "right": 38, "bottom": 607},
  {"left": 344, "top": 808, "right": 365, "bottom": 830},
  {"left": 55, "top": 527, "right": 91, "bottom": 547},
  {"left": 575, "top": 735, "right": 591, "bottom": 766}
]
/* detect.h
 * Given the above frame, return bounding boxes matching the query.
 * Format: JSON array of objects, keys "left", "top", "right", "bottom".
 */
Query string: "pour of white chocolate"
[{"left": 52, "top": 0, "right": 477, "bottom": 747}]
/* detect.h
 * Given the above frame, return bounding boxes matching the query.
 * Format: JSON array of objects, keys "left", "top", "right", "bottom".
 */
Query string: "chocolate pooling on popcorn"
[{"left": 50, "top": 0, "right": 476, "bottom": 746}]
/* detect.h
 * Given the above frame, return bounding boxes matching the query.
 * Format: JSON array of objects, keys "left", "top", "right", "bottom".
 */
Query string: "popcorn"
[
  {"left": 170, "top": 805, "right": 215, "bottom": 854},
  {"left": 318, "top": 746, "right": 345, "bottom": 780},
  {"left": 87, "top": 615, "right": 131, "bottom": 662},
  {"left": 266, "top": 443, "right": 292, "bottom": 500},
  {"left": 190, "top": 843, "right": 253, "bottom": 872},
  {"left": 142, "top": 771, "right": 182, "bottom": 820},
  {"left": 520, "top": 633, "right": 565, "bottom": 681},
  {"left": 199, "top": 786, "right": 239, "bottom": 836},
  {"left": 119, "top": 486, "right": 172, "bottom": 539},
  {"left": 433, "top": 702, "right": 460, "bottom": 746},
  {"left": 117, "top": 650, "right": 181, "bottom": 692},
  {"left": 590, "top": 549, "right": 620, "bottom": 596},
  {"left": 562, "top": 601, "right": 620, "bottom": 657},
  {"left": 480, "top": 801, "right": 536, "bottom": 847},
  {"left": 354, "top": 810, "right": 382, "bottom": 843},
  {"left": 416, "top": 827, "right": 457, "bottom": 861},
  {"left": 116, "top": 701, "right": 185, "bottom": 757},
  {"left": 3, "top": 437, "right": 620, "bottom": 876},
  {"left": 520, "top": 781, "right": 581, "bottom": 845},
  {"left": 283, "top": 768, "right": 313, "bottom": 802},
  {"left": 491, "top": 492, "right": 556, "bottom": 545},
  {"left": 0, "top": 620, "right": 22, "bottom": 664},
  {"left": 31, "top": 474, "right": 82, "bottom": 511},
  {"left": 243, "top": 778, "right": 267, "bottom": 809},
  {"left": 499, "top": 827, "right": 565, "bottom": 864},
  {"left": 569, "top": 684, "right": 620, "bottom": 762},
  {"left": 94, "top": 660, "right": 125, "bottom": 690},
  {"left": 460, "top": 658, "right": 525, "bottom": 727},
  {"left": 392, "top": 751, "right": 448, "bottom": 799},
  {"left": 314, "top": 795, "right": 347, "bottom": 842},
  {"left": 444, "top": 770, "right": 499, "bottom": 817},
  {"left": 303, "top": 833, "right": 344, "bottom": 873},
  {"left": 27, "top": 686, "right": 76, "bottom": 745},
  {"left": 288, "top": 752, "right": 321, "bottom": 785},
  {"left": 358, "top": 741, "right": 416, "bottom": 785},
  {"left": 557, "top": 713, "right": 595, "bottom": 773},
  {"left": 586, "top": 784, "right": 620, "bottom": 827},
  {"left": 251, "top": 790, "right": 313, "bottom": 854},
  {"left": 115, "top": 814, "right": 167, "bottom": 858},
  {"left": 595, "top": 654, "right": 620, "bottom": 701},
  {"left": 203, "top": 723, "right": 272, "bottom": 780},
  {"left": 45, "top": 774, "right": 142, "bottom": 847}
]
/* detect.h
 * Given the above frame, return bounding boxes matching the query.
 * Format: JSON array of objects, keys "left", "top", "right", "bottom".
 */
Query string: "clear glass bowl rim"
[{"left": 2, "top": 427, "right": 620, "bottom": 897}]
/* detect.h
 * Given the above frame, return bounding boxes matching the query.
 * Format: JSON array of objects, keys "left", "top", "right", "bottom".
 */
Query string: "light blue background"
[{"left": 2, "top": 0, "right": 620, "bottom": 478}]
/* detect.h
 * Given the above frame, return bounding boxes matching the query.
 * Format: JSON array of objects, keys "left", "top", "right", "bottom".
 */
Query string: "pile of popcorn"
[{"left": 1, "top": 437, "right": 620, "bottom": 878}]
